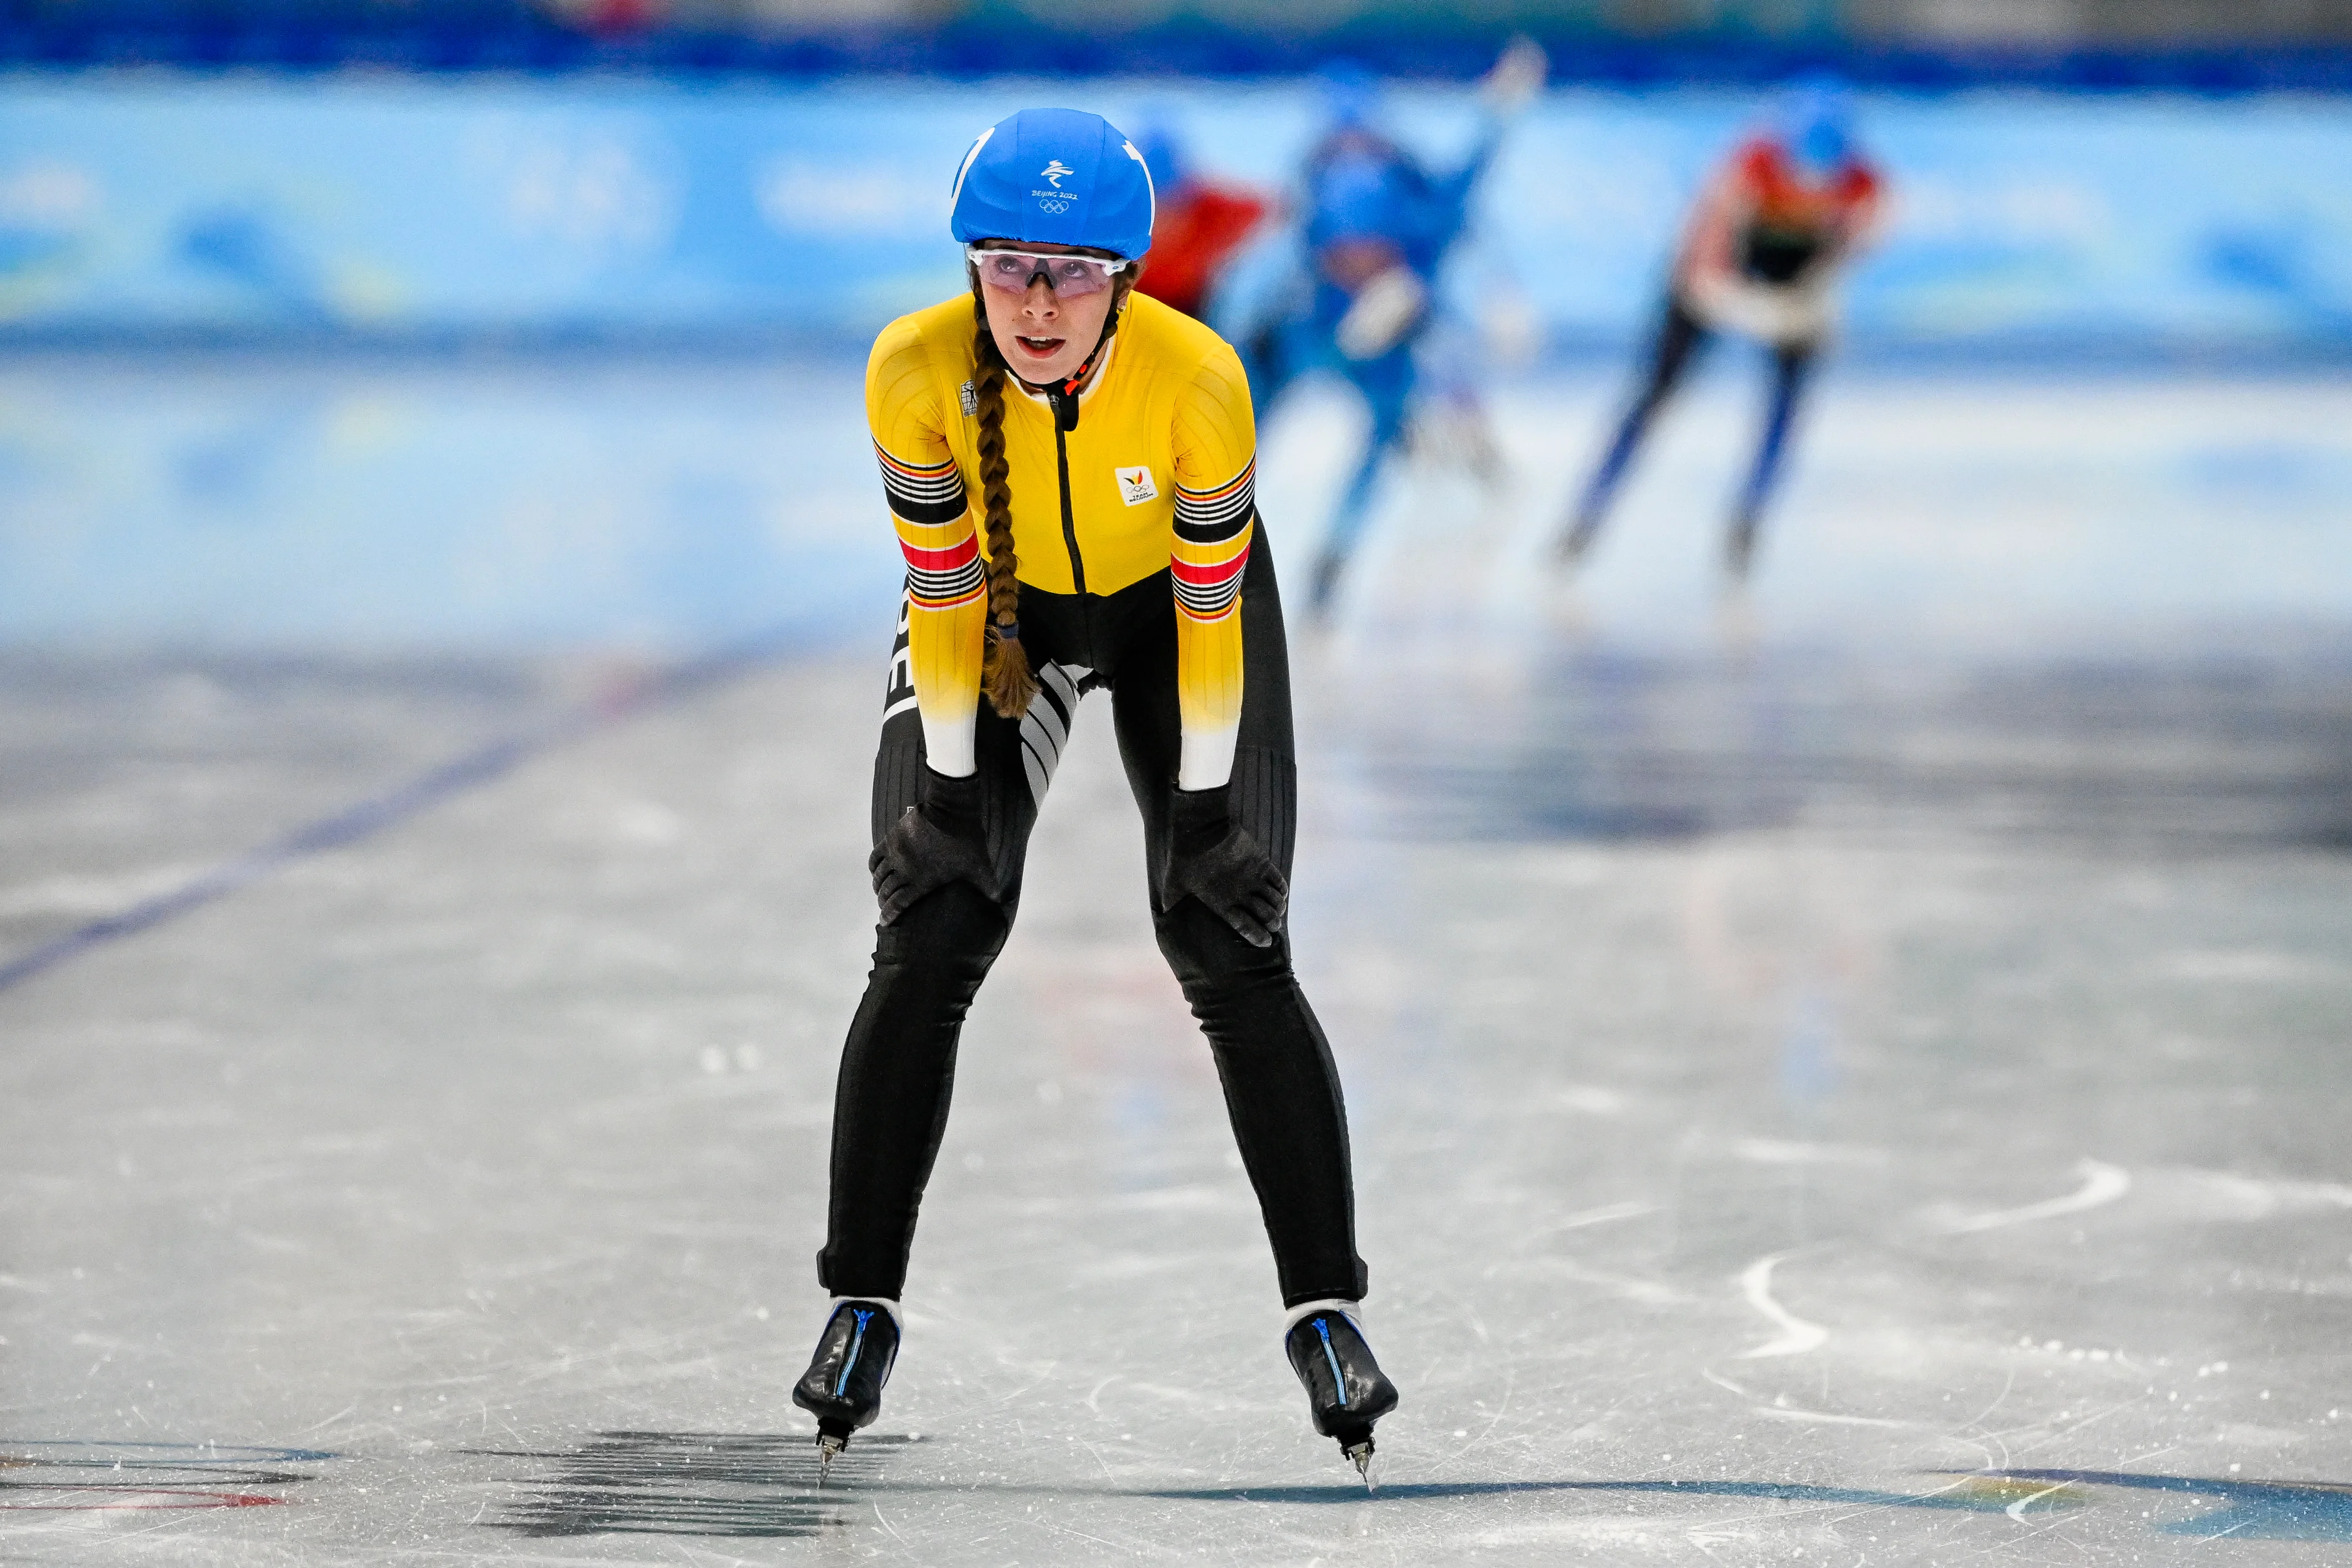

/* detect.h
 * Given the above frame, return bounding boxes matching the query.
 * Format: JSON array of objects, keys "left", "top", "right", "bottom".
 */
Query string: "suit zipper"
[{"left": 1054, "top": 424, "right": 1087, "bottom": 595}]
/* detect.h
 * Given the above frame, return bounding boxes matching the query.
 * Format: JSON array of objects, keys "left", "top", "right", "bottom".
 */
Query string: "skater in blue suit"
[{"left": 1245, "top": 43, "right": 1544, "bottom": 613}]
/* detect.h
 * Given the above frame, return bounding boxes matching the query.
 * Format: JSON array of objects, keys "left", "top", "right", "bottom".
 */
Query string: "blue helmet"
[
  {"left": 950, "top": 108, "right": 1156, "bottom": 261},
  {"left": 1316, "top": 60, "right": 1381, "bottom": 129},
  {"left": 1307, "top": 151, "right": 1409, "bottom": 252},
  {"left": 1783, "top": 73, "right": 1854, "bottom": 175}
]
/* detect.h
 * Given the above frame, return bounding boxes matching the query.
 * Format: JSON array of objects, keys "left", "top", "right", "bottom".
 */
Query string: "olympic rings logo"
[{"left": 1036, "top": 198, "right": 1070, "bottom": 214}]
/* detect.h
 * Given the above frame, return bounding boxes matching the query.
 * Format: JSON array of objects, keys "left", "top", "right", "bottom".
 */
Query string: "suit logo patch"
[{"left": 1115, "top": 465, "right": 1158, "bottom": 506}]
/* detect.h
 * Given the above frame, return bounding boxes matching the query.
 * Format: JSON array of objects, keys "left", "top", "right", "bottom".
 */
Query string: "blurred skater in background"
[
  {"left": 1557, "top": 77, "right": 1883, "bottom": 579},
  {"left": 1129, "top": 123, "right": 1271, "bottom": 322},
  {"left": 1244, "top": 40, "right": 1545, "bottom": 614}
]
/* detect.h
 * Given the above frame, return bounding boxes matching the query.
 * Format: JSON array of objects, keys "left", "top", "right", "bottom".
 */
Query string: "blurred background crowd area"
[
  {"left": 3, "top": 0, "right": 2352, "bottom": 78},
  {"left": 3, "top": 0, "right": 2349, "bottom": 650},
  {"left": 2, "top": 54, "right": 2349, "bottom": 356},
  {"left": 1, "top": 0, "right": 2349, "bottom": 354}
]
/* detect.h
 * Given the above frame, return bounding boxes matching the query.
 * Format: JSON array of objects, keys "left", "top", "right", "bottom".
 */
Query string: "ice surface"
[
  {"left": 4, "top": 359, "right": 2352, "bottom": 1563},
  {"left": 8, "top": 352, "right": 2352, "bottom": 652}
]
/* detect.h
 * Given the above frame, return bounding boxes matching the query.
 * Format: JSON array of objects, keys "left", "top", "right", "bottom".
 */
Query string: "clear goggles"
[{"left": 967, "top": 246, "right": 1131, "bottom": 299}]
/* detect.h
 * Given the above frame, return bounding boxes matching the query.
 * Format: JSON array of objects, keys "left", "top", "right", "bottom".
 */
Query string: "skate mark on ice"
[
  {"left": 467, "top": 1429, "right": 915, "bottom": 1539},
  {"left": 2173, "top": 1168, "right": 2352, "bottom": 1221},
  {"left": 1698, "top": 1370, "right": 1915, "bottom": 1432},
  {"left": 1957, "top": 1469, "right": 2352, "bottom": 1542},
  {"left": 0, "top": 1439, "right": 338, "bottom": 1510},
  {"left": 0, "top": 631, "right": 797, "bottom": 997},
  {"left": 1729, "top": 1139, "right": 1888, "bottom": 1167},
  {"left": 1531, "top": 1200, "right": 1656, "bottom": 1237},
  {"left": 1942, "top": 1159, "right": 2130, "bottom": 1234},
  {"left": 1734, "top": 1251, "right": 1827, "bottom": 1359},
  {"left": 1752, "top": 1407, "right": 1908, "bottom": 1429},
  {"left": 1485, "top": 1257, "right": 1690, "bottom": 1305},
  {"left": 2003, "top": 1480, "right": 2075, "bottom": 1522}
]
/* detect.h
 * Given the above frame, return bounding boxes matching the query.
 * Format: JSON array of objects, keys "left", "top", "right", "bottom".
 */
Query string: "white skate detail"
[
  {"left": 829, "top": 1295, "right": 903, "bottom": 1330},
  {"left": 1283, "top": 1297, "right": 1362, "bottom": 1332}
]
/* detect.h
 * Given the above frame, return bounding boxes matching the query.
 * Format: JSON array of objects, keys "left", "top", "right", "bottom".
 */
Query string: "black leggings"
[
  {"left": 1570, "top": 293, "right": 1817, "bottom": 553},
  {"left": 818, "top": 534, "right": 1370, "bottom": 1310}
]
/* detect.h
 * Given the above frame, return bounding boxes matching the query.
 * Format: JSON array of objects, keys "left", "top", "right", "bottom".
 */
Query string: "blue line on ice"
[
  {"left": 1133, "top": 1478, "right": 2072, "bottom": 1511},
  {"left": 0, "top": 1439, "right": 339, "bottom": 1461},
  {"left": 0, "top": 631, "right": 799, "bottom": 998}
]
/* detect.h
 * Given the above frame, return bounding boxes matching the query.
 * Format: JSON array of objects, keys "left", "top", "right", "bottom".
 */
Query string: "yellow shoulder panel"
[{"left": 866, "top": 297, "right": 980, "bottom": 460}]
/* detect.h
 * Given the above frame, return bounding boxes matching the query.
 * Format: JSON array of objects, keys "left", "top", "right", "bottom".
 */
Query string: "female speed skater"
[
  {"left": 790, "top": 108, "right": 1396, "bottom": 1484},
  {"left": 1556, "top": 78, "right": 1883, "bottom": 578},
  {"left": 1246, "top": 41, "right": 1545, "bottom": 613}
]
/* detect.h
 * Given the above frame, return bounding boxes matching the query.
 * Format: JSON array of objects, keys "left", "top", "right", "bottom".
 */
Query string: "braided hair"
[{"left": 965, "top": 267, "right": 1134, "bottom": 721}]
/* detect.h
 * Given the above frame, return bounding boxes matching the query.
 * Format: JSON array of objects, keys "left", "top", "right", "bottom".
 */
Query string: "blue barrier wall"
[{"left": 3, "top": 73, "right": 2349, "bottom": 354}]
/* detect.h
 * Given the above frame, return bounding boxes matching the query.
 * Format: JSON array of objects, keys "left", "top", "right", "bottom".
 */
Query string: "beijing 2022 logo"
[{"left": 1032, "top": 159, "right": 1078, "bottom": 213}]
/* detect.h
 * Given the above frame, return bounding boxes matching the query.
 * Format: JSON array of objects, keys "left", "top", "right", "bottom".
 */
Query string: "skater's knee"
[
  {"left": 1153, "top": 900, "right": 1295, "bottom": 1011},
  {"left": 872, "top": 882, "right": 1012, "bottom": 975}
]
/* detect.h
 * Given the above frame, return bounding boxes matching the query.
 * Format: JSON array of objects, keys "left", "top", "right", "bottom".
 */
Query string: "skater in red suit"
[
  {"left": 1557, "top": 77, "right": 1884, "bottom": 578},
  {"left": 1128, "top": 125, "right": 1271, "bottom": 322}
]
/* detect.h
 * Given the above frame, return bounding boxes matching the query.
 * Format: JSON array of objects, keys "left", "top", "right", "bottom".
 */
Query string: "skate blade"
[
  {"left": 1344, "top": 1439, "right": 1377, "bottom": 1493},
  {"left": 817, "top": 1433, "right": 847, "bottom": 1488}
]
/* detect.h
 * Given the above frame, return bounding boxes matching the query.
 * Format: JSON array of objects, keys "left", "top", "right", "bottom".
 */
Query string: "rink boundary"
[
  {"left": 0, "top": 628, "right": 808, "bottom": 998},
  {"left": 3, "top": 332, "right": 2346, "bottom": 374},
  {"left": 3, "top": 34, "right": 2349, "bottom": 92}
]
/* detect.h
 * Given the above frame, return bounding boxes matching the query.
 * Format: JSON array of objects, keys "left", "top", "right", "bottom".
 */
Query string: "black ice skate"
[
  {"left": 791, "top": 1300, "right": 900, "bottom": 1483},
  {"left": 1284, "top": 1305, "right": 1399, "bottom": 1488}
]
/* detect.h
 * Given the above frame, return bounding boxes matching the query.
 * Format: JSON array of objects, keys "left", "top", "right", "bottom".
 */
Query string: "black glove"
[
  {"left": 871, "top": 766, "right": 998, "bottom": 924},
  {"left": 1161, "top": 783, "right": 1288, "bottom": 948}
]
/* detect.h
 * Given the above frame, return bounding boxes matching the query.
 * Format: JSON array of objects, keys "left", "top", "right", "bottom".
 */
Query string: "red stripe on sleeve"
[
  {"left": 901, "top": 538, "right": 979, "bottom": 571},
  {"left": 1171, "top": 546, "right": 1250, "bottom": 586}
]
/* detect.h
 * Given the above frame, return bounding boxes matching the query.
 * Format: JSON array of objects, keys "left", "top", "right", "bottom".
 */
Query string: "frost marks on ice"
[
  {"left": 468, "top": 1430, "right": 913, "bottom": 1539},
  {"left": 1941, "top": 1158, "right": 2131, "bottom": 1235},
  {"left": 1722, "top": 1158, "right": 2140, "bottom": 1360},
  {"left": 1963, "top": 1468, "right": 2352, "bottom": 1542},
  {"left": 1734, "top": 1251, "right": 1829, "bottom": 1360}
]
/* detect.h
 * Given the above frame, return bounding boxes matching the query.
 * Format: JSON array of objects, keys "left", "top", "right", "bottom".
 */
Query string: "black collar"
[{"left": 1016, "top": 321, "right": 1115, "bottom": 433}]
